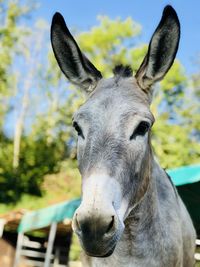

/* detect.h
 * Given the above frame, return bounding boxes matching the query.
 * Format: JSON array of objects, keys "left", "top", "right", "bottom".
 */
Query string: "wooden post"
[
  {"left": 44, "top": 222, "right": 57, "bottom": 267},
  {"left": 13, "top": 232, "right": 24, "bottom": 267},
  {"left": 0, "top": 219, "right": 5, "bottom": 238}
]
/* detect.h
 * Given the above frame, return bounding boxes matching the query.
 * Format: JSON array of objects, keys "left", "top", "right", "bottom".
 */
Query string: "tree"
[
  {"left": 13, "top": 20, "right": 48, "bottom": 169},
  {"left": 0, "top": 0, "right": 33, "bottom": 130},
  {"left": 0, "top": 1, "right": 53, "bottom": 202}
]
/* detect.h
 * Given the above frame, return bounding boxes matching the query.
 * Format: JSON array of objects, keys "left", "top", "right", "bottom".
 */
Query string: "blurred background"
[{"left": 0, "top": 0, "right": 199, "bottom": 266}]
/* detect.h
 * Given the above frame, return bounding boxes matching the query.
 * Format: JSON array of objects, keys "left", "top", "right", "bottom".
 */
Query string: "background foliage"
[{"left": 0, "top": 0, "right": 199, "bottom": 210}]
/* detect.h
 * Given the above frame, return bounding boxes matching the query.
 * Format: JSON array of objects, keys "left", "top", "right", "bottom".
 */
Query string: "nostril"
[{"left": 106, "top": 215, "right": 115, "bottom": 234}]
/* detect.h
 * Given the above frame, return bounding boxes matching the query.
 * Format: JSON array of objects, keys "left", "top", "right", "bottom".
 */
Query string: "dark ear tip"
[
  {"left": 163, "top": 5, "right": 176, "bottom": 14},
  {"left": 163, "top": 5, "right": 179, "bottom": 22},
  {"left": 52, "top": 12, "right": 65, "bottom": 26}
]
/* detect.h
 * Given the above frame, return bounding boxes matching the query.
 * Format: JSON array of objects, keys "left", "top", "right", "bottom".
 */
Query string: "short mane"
[{"left": 113, "top": 65, "right": 133, "bottom": 78}]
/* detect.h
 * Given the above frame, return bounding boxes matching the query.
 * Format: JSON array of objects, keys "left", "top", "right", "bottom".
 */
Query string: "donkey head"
[{"left": 51, "top": 6, "right": 180, "bottom": 257}]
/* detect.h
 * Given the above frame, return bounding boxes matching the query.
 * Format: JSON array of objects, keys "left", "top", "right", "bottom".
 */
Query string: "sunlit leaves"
[{"left": 77, "top": 16, "right": 141, "bottom": 76}]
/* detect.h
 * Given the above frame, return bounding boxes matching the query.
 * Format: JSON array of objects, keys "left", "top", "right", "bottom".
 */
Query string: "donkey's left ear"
[
  {"left": 135, "top": 5, "right": 180, "bottom": 96},
  {"left": 51, "top": 12, "right": 102, "bottom": 93}
]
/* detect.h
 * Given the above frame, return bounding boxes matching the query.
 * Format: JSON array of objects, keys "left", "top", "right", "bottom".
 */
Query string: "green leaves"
[{"left": 77, "top": 16, "right": 141, "bottom": 76}]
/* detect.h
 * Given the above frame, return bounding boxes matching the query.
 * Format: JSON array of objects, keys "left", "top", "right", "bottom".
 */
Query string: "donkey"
[{"left": 51, "top": 5, "right": 196, "bottom": 267}]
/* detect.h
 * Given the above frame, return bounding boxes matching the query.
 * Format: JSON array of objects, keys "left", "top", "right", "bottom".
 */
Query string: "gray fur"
[
  {"left": 51, "top": 5, "right": 196, "bottom": 267},
  {"left": 74, "top": 78, "right": 196, "bottom": 267}
]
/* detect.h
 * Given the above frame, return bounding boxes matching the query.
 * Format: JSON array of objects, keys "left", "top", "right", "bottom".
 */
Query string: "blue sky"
[{"left": 31, "top": 0, "right": 200, "bottom": 75}]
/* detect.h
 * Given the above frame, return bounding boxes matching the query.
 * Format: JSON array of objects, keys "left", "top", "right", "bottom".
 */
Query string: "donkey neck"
[{"left": 120, "top": 158, "right": 161, "bottom": 255}]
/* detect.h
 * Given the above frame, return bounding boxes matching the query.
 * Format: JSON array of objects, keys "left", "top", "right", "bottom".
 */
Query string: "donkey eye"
[
  {"left": 73, "top": 122, "right": 84, "bottom": 139},
  {"left": 130, "top": 121, "right": 150, "bottom": 140}
]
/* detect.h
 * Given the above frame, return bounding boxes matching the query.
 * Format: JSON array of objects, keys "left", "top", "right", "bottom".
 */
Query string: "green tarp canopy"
[
  {"left": 18, "top": 198, "right": 81, "bottom": 233},
  {"left": 168, "top": 164, "right": 200, "bottom": 186},
  {"left": 18, "top": 165, "right": 200, "bottom": 237},
  {"left": 168, "top": 164, "right": 200, "bottom": 237}
]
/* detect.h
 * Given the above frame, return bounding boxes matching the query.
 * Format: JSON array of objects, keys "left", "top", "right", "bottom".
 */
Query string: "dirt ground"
[
  {"left": 0, "top": 238, "right": 16, "bottom": 267},
  {"left": 69, "top": 261, "right": 82, "bottom": 267},
  {"left": 0, "top": 239, "right": 28, "bottom": 267}
]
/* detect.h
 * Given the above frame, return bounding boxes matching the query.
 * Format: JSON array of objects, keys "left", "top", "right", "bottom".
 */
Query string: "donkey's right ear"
[
  {"left": 135, "top": 6, "right": 180, "bottom": 97},
  {"left": 51, "top": 12, "right": 102, "bottom": 93}
]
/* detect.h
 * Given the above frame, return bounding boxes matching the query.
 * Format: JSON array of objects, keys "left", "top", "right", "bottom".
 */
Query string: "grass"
[{"left": 0, "top": 159, "right": 81, "bottom": 214}]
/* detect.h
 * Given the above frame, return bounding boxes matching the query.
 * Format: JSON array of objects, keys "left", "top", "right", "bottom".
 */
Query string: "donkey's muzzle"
[
  {"left": 72, "top": 209, "right": 120, "bottom": 257},
  {"left": 72, "top": 173, "right": 124, "bottom": 256}
]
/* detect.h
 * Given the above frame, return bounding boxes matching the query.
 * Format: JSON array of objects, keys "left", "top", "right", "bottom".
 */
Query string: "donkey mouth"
[
  {"left": 78, "top": 232, "right": 119, "bottom": 258},
  {"left": 83, "top": 242, "right": 116, "bottom": 258}
]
